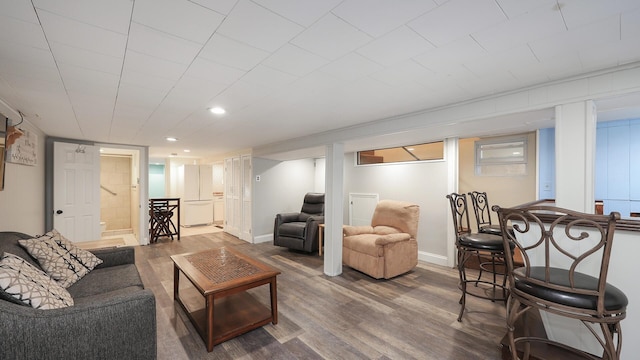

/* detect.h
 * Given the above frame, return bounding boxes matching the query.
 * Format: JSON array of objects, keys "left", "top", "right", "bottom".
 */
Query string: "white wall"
[
  {"left": 343, "top": 153, "right": 449, "bottom": 264},
  {"left": 252, "top": 157, "right": 316, "bottom": 240},
  {"left": 0, "top": 120, "right": 46, "bottom": 235}
]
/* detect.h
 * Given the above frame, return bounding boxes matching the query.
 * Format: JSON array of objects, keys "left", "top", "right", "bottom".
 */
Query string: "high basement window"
[
  {"left": 357, "top": 141, "right": 444, "bottom": 165},
  {"left": 475, "top": 137, "right": 527, "bottom": 176}
]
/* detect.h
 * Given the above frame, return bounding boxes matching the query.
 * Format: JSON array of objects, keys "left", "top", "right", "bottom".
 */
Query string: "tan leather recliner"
[{"left": 342, "top": 200, "right": 420, "bottom": 279}]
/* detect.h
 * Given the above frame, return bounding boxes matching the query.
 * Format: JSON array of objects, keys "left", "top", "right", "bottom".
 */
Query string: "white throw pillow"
[{"left": 0, "top": 252, "right": 73, "bottom": 309}]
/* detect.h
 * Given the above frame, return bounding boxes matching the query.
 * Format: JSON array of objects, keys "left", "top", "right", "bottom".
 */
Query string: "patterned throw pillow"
[
  {"left": 0, "top": 252, "right": 73, "bottom": 309},
  {"left": 47, "top": 230, "right": 103, "bottom": 271},
  {"left": 18, "top": 230, "right": 102, "bottom": 288}
]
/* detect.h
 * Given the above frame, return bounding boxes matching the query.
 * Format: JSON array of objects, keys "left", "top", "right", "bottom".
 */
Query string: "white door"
[
  {"left": 53, "top": 142, "right": 101, "bottom": 242},
  {"left": 240, "top": 155, "right": 252, "bottom": 242},
  {"left": 224, "top": 157, "right": 238, "bottom": 236},
  {"left": 349, "top": 193, "right": 379, "bottom": 226}
]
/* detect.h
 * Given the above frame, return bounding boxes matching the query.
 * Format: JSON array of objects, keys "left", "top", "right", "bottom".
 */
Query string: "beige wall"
[
  {"left": 0, "top": 120, "right": 45, "bottom": 235},
  {"left": 100, "top": 155, "right": 132, "bottom": 231},
  {"left": 458, "top": 132, "right": 537, "bottom": 230}
]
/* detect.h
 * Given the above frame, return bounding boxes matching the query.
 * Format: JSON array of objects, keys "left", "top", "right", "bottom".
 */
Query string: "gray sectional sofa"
[{"left": 0, "top": 231, "right": 157, "bottom": 360}]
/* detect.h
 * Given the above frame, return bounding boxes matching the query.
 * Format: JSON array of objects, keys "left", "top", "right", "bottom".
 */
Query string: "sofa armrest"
[
  {"left": 92, "top": 246, "right": 135, "bottom": 268},
  {"left": 375, "top": 233, "right": 411, "bottom": 246},
  {"left": 0, "top": 289, "right": 156, "bottom": 360},
  {"left": 343, "top": 225, "right": 374, "bottom": 237}
]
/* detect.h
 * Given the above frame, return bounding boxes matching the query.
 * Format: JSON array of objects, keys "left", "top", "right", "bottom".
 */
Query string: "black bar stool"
[{"left": 446, "top": 192, "right": 510, "bottom": 322}]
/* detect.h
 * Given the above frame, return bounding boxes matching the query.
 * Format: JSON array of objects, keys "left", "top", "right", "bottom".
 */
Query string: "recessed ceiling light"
[
  {"left": 209, "top": 107, "right": 226, "bottom": 115},
  {"left": 166, "top": 137, "right": 178, "bottom": 142},
  {"left": 184, "top": 149, "right": 191, "bottom": 153}
]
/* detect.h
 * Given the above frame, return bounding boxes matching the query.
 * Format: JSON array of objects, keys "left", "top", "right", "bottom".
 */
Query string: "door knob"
[{"left": 56, "top": 210, "right": 63, "bottom": 214}]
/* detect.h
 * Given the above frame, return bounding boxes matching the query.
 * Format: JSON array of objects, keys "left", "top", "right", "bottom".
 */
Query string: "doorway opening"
[{"left": 99, "top": 147, "right": 140, "bottom": 247}]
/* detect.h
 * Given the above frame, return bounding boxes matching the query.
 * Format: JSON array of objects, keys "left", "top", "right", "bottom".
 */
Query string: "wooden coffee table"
[{"left": 171, "top": 246, "right": 281, "bottom": 352}]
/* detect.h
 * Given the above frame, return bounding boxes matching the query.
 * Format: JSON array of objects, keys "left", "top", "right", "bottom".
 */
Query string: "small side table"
[{"left": 318, "top": 224, "right": 325, "bottom": 256}]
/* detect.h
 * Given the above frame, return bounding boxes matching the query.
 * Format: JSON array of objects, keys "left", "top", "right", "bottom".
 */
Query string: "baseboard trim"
[
  {"left": 418, "top": 250, "right": 449, "bottom": 267},
  {"left": 253, "top": 234, "right": 272, "bottom": 244}
]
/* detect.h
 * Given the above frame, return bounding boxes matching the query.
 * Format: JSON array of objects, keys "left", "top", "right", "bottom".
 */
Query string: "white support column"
[
  {"left": 554, "top": 100, "right": 597, "bottom": 212},
  {"left": 445, "top": 137, "right": 459, "bottom": 268},
  {"left": 324, "top": 143, "right": 344, "bottom": 276}
]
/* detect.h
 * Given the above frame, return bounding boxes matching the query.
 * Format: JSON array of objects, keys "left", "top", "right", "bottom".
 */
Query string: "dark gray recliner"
[{"left": 274, "top": 193, "right": 324, "bottom": 253}]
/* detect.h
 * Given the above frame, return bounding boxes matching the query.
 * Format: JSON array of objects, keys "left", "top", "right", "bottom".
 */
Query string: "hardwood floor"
[{"left": 135, "top": 232, "right": 508, "bottom": 359}]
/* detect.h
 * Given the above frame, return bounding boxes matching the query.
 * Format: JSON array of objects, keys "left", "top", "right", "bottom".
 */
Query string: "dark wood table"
[{"left": 171, "top": 247, "right": 281, "bottom": 352}]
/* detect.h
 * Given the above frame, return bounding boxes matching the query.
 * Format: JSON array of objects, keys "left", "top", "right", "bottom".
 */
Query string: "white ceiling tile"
[
  {"left": 463, "top": 45, "right": 539, "bottom": 79},
  {"left": 369, "top": 60, "right": 435, "bottom": 87},
  {"left": 0, "top": 14, "right": 49, "bottom": 50},
  {"left": 558, "top": 0, "right": 640, "bottom": 29},
  {"left": 494, "top": 0, "right": 557, "bottom": 18},
  {"left": 58, "top": 64, "right": 119, "bottom": 97},
  {"left": 128, "top": 22, "right": 202, "bottom": 65},
  {"left": 123, "top": 50, "right": 189, "bottom": 81},
  {"left": 50, "top": 41, "right": 123, "bottom": 75},
  {"left": 0, "top": 59, "right": 60, "bottom": 85},
  {"left": 622, "top": 7, "right": 640, "bottom": 41},
  {"left": 240, "top": 64, "right": 299, "bottom": 88},
  {"left": 253, "top": 0, "right": 341, "bottom": 27},
  {"left": 38, "top": 10, "right": 127, "bottom": 58},
  {"left": 0, "top": 1, "right": 40, "bottom": 24},
  {"left": 529, "top": 15, "right": 620, "bottom": 61},
  {"left": 291, "top": 13, "right": 372, "bottom": 60},
  {"left": 318, "top": 53, "right": 384, "bottom": 82},
  {"left": 210, "top": 80, "right": 274, "bottom": 112},
  {"left": 190, "top": 0, "right": 239, "bottom": 15},
  {"left": 262, "top": 44, "right": 328, "bottom": 77},
  {"left": 217, "top": 0, "right": 303, "bottom": 52},
  {"left": 413, "top": 37, "right": 486, "bottom": 72},
  {"left": 185, "top": 57, "right": 246, "bottom": 85},
  {"left": 472, "top": 5, "right": 566, "bottom": 53},
  {"left": 117, "top": 82, "right": 169, "bottom": 108},
  {"left": 133, "top": 0, "right": 224, "bottom": 44},
  {"left": 199, "top": 34, "right": 270, "bottom": 71},
  {"left": 0, "top": 39, "right": 57, "bottom": 69},
  {"left": 357, "top": 26, "right": 435, "bottom": 67},
  {"left": 409, "top": 0, "right": 507, "bottom": 46},
  {"left": 332, "top": 0, "right": 438, "bottom": 38},
  {"left": 171, "top": 76, "right": 228, "bottom": 102},
  {"left": 33, "top": 0, "right": 132, "bottom": 34},
  {"left": 120, "top": 70, "right": 176, "bottom": 94}
]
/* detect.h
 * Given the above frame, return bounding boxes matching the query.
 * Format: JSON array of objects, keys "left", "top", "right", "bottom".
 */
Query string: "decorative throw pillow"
[
  {"left": 0, "top": 252, "right": 73, "bottom": 309},
  {"left": 18, "top": 230, "right": 102, "bottom": 288},
  {"left": 46, "top": 230, "right": 103, "bottom": 271}
]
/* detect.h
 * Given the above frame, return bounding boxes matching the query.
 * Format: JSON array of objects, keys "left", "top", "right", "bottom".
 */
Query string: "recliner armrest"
[
  {"left": 276, "top": 212, "right": 301, "bottom": 225},
  {"left": 306, "top": 215, "right": 324, "bottom": 224},
  {"left": 374, "top": 233, "right": 412, "bottom": 246},
  {"left": 343, "top": 225, "right": 374, "bottom": 236}
]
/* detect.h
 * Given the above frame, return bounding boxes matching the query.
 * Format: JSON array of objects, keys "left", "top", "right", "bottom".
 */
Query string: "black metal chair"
[
  {"left": 495, "top": 204, "right": 627, "bottom": 360},
  {"left": 468, "top": 191, "right": 508, "bottom": 236},
  {"left": 446, "top": 192, "right": 510, "bottom": 322}
]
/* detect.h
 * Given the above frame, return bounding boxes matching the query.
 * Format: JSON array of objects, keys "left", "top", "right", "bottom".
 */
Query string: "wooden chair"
[
  {"left": 495, "top": 204, "right": 627, "bottom": 359},
  {"left": 446, "top": 193, "right": 509, "bottom": 321}
]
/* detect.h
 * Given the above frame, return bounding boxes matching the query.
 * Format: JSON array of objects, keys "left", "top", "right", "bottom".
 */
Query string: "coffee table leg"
[
  {"left": 173, "top": 264, "right": 179, "bottom": 300},
  {"left": 270, "top": 277, "right": 278, "bottom": 324},
  {"left": 206, "top": 295, "right": 214, "bottom": 352}
]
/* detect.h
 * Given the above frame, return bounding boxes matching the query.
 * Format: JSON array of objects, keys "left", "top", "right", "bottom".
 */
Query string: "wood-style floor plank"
[{"left": 135, "top": 232, "right": 507, "bottom": 359}]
